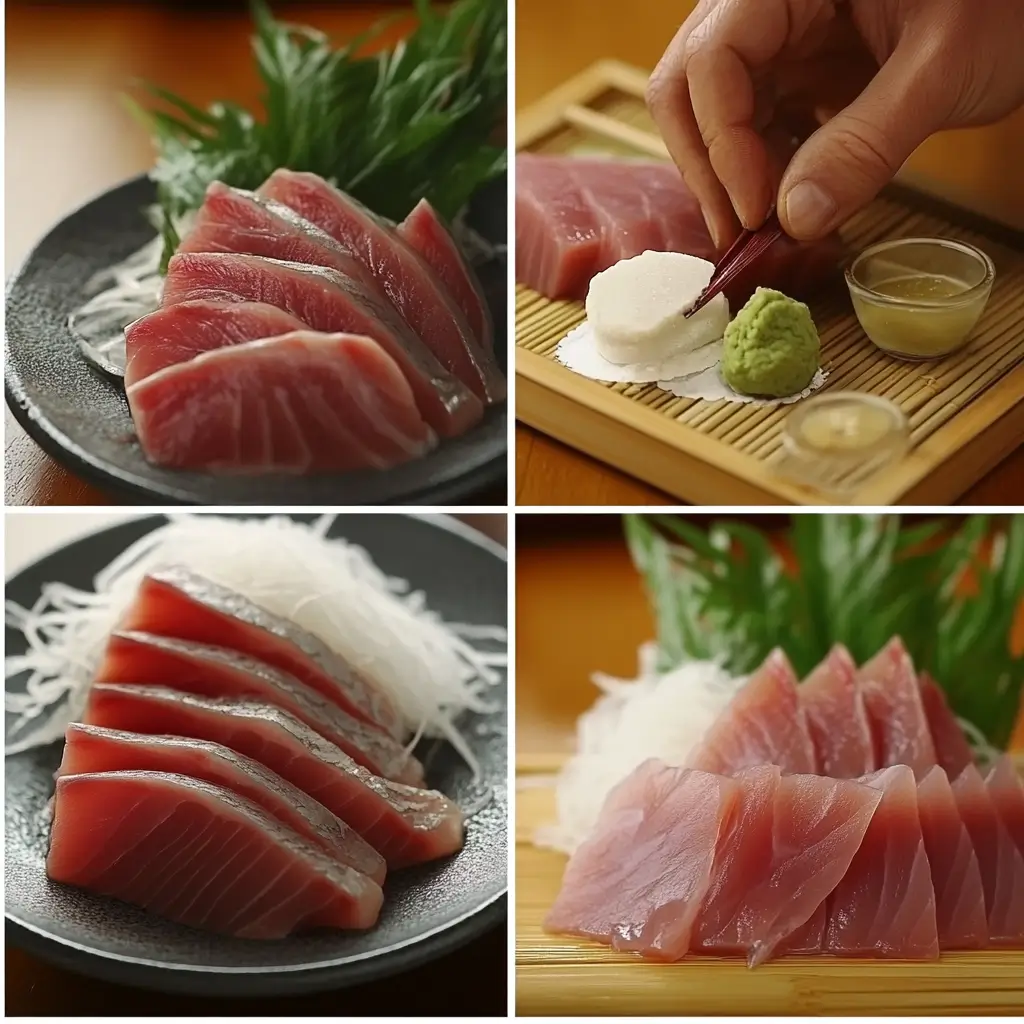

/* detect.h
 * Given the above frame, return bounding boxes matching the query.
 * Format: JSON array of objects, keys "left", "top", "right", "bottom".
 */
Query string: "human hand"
[{"left": 647, "top": 0, "right": 1024, "bottom": 246}]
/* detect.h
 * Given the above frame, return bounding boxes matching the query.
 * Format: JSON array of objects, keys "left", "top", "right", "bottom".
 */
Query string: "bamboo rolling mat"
[
  {"left": 514, "top": 61, "right": 1024, "bottom": 506},
  {"left": 516, "top": 776, "right": 1024, "bottom": 1015}
]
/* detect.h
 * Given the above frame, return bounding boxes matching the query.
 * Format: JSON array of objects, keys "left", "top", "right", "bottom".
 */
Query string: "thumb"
[{"left": 778, "top": 38, "right": 948, "bottom": 240}]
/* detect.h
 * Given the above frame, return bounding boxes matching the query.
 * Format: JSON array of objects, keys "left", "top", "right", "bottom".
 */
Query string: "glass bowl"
[{"left": 845, "top": 237, "right": 994, "bottom": 360}]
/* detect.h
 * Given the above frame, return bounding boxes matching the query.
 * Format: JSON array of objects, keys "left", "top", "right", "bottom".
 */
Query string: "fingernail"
[{"left": 784, "top": 180, "right": 837, "bottom": 238}]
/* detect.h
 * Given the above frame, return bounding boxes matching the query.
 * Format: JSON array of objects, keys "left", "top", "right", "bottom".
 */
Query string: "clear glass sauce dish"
[{"left": 845, "top": 237, "right": 995, "bottom": 360}]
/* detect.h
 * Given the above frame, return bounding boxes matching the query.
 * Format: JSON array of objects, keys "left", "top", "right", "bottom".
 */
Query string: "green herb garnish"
[
  {"left": 125, "top": 0, "right": 506, "bottom": 271},
  {"left": 625, "top": 513, "right": 1024, "bottom": 748}
]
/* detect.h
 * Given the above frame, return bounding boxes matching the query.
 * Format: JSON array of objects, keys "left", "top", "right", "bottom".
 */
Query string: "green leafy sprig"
[{"left": 624, "top": 513, "right": 1024, "bottom": 749}]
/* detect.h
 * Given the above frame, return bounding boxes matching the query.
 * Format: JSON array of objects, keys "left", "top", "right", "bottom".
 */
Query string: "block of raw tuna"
[
  {"left": 47, "top": 771, "right": 384, "bottom": 938},
  {"left": 857, "top": 638, "right": 937, "bottom": 777},
  {"left": 94, "top": 631, "right": 423, "bottom": 785},
  {"left": 515, "top": 152, "right": 842, "bottom": 303},
  {"left": 83, "top": 684, "right": 465, "bottom": 869},
  {"left": 695, "top": 766, "right": 883, "bottom": 965},
  {"left": 986, "top": 756, "right": 1024, "bottom": 863},
  {"left": 916, "top": 764, "right": 988, "bottom": 949},
  {"left": 688, "top": 648, "right": 817, "bottom": 775},
  {"left": 58, "top": 722, "right": 386, "bottom": 884},
  {"left": 398, "top": 198, "right": 495, "bottom": 350},
  {"left": 799, "top": 644, "right": 874, "bottom": 778},
  {"left": 825, "top": 765, "right": 940, "bottom": 959},
  {"left": 544, "top": 760, "right": 740, "bottom": 960},
  {"left": 163, "top": 253, "right": 482, "bottom": 439},
  {"left": 119, "top": 566, "right": 403, "bottom": 740},
  {"left": 952, "top": 764, "right": 1024, "bottom": 945},
  {"left": 124, "top": 300, "right": 307, "bottom": 388},
  {"left": 127, "top": 331, "right": 436, "bottom": 474},
  {"left": 258, "top": 169, "right": 505, "bottom": 404},
  {"left": 919, "top": 673, "right": 975, "bottom": 778}
]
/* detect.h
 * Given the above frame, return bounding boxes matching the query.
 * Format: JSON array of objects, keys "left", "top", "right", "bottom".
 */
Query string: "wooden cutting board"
[
  {"left": 514, "top": 61, "right": 1024, "bottom": 506},
  {"left": 516, "top": 774, "right": 1024, "bottom": 1015}
]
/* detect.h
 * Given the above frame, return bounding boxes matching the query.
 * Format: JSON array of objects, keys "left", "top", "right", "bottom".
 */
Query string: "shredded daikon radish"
[
  {"left": 533, "top": 643, "right": 743, "bottom": 855},
  {"left": 5, "top": 514, "right": 507, "bottom": 775}
]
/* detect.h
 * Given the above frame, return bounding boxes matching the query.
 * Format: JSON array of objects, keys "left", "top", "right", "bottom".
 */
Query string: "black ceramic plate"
[
  {"left": 4, "top": 177, "right": 507, "bottom": 505},
  {"left": 5, "top": 513, "right": 508, "bottom": 996}
]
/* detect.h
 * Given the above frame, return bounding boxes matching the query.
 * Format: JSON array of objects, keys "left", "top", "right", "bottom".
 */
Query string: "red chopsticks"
[{"left": 683, "top": 211, "right": 784, "bottom": 318}]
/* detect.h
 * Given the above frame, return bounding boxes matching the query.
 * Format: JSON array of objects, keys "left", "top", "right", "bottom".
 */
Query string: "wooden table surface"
[
  {"left": 4, "top": 1, "right": 504, "bottom": 507},
  {"left": 514, "top": 0, "right": 1024, "bottom": 507},
  {"left": 4, "top": 511, "right": 507, "bottom": 1016}
]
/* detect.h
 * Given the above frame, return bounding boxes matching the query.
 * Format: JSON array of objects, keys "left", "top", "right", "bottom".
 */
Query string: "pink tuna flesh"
[
  {"left": 986, "top": 756, "right": 1024, "bottom": 864},
  {"left": 919, "top": 673, "right": 975, "bottom": 779},
  {"left": 47, "top": 771, "right": 384, "bottom": 937}
]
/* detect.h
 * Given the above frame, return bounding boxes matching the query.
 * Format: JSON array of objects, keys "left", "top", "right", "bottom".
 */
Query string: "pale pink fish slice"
[
  {"left": 825, "top": 765, "right": 939, "bottom": 959},
  {"left": 986, "top": 756, "right": 1024, "bottom": 868},
  {"left": 953, "top": 763, "right": 1024, "bottom": 945},
  {"left": 800, "top": 644, "right": 874, "bottom": 777},
  {"left": 689, "top": 648, "right": 816, "bottom": 775},
  {"left": 919, "top": 673, "right": 974, "bottom": 778},
  {"left": 545, "top": 760, "right": 739, "bottom": 961},
  {"left": 916, "top": 764, "right": 988, "bottom": 949},
  {"left": 857, "top": 637, "right": 937, "bottom": 777}
]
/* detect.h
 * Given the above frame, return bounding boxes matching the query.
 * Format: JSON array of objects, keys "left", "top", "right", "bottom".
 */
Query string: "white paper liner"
[{"left": 554, "top": 319, "right": 828, "bottom": 406}]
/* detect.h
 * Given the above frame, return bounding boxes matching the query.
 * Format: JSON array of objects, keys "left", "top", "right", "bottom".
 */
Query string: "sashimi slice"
[
  {"left": 799, "top": 644, "right": 874, "bottom": 777},
  {"left": 919, "top": 673, "right": 974, "bottom": 778},
  {"left": 857, "top": 638, "right": 937, "bottom": 777},
  {"left": 825, "top": 765, "right": 939, "bottom": 959},
  {"left": 94, "top": 631, "right": 423, "bottom": 785},
  {"left": 258, "top": 170, "right": 504, "bottom": 403},
  {"left": 119, "top": 565, "right": 404, "bottom": 740},
  {"left": 123, "top": 300, "right": 306, "bottom": 388},
  {"left": 47, "top": 770, "right": 383, "bottom": 937},
  {"left": 127, "top": 332, "right": 436, "bottom": 474},
  {"left": 778, "top": 904, "right": 827, "bottom": 955},
  {"left": 82, "top": 684, "right": 464, "bottom": 868},
  {"left": 688, "top": 649, "right": 816, "bottom": 775},
  {"left": 696, "top": 768, "right": 882, "bottom": 965},
  {"left": 397, "top": 198, "right": 494, "bottom": 350},
  {"left": 58, "top": 722, "right": 386, "bottom": 885},
  {"left": 916, "top": 764, "right": 988, "bottom": 949},
  {"left": 952, "top": 764, "right": 1024, "bottom": 944},
  {"left": 545, "top": 760, "right": 738, "bottom": 960},
  {"left": 986, "top": 756, "right": 1024, "bottom": 861},
  {"left": 163, "top": 252, "right": 481, "bottom": 438}
]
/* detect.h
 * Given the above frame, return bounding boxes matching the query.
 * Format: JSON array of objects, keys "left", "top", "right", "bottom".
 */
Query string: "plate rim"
[{"left": 4, "top": 511, "right": 509, "bottom": 995}]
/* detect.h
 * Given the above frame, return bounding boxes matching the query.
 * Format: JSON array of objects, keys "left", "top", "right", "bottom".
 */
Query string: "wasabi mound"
[{"left": 721, "top": 288, "right": 820, "bottom": 398}]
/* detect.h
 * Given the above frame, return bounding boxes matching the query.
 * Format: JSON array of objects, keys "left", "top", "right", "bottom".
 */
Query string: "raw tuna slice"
[
  {"left": 94, "top": 631, "right": 423, "bottom": 786},
  {"left": 986, "top": 756, "right": 1024, "bottom": 861},
  {"left": 916, "top": 765, "right": 988, "bottom": 949},
  {"left": 696, "top": 767, "right": 882, "bottom": 965},
  {"left": 124, "top": 300, "right": 306, "bottom": 388},
  {"left": 545, "top": 760, "right": 739, "bottom": 960},
  {"left": 83, "top": 685, "right": 464, "bottom": 868},
  {"left": 163, "top": 252, "right": 481, "bottom": 439},
  {"left": 397, "top": 198, "right": 494, "bottom": 350},
  {"left": 47, "top": 771, "right": 383, "bottom": 937},
  {"left": 58, "top": 722, "right": 386, "bottom": 884},
  {"left": 919, "top": 673, "right": 974, "bottom": 778},
  {"left": 857, "top": 638, "right": 937, "bottom": 777},
  {"left": 119, "top": 565, "right": 403, "bottom": 740},
  {"left": 799, "top": 644, "right": 874, "bottom": 777},
  {"left": 128, "top": 332, "right": 436, "bottom": 474},
  {"left": 258, "top": 170, "right": 505, "bottom": 403},
  {"left": 825, "top": 765, "right": 940, "bottom": 959},
  {"left": 952, "top": 764, "right": 1024, "bottom": 945},
  {"left": 778, "top": 904, "right": 827, "bottom": 955},
  {"left": 688, "top": 649, "right": 816, "bottom": 775}
]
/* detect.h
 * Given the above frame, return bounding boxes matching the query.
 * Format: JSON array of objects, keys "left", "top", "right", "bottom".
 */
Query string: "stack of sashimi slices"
[
  {"left": 124, "top": 170, "right": 505, "bottom": 474},
  {"left": 546, "top": 637, "right": 1024, "bottom": 965},
  {"left": 45, "top": 565, "right": 466, "bottom": 940}
]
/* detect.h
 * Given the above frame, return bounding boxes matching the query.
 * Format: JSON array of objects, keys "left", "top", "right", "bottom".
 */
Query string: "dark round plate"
[
  {"left": 4, "top": 178, "right": 507, "bottom": 505},
  {"left": 4, "top": 513, "right": 508, "bottom": 996}
]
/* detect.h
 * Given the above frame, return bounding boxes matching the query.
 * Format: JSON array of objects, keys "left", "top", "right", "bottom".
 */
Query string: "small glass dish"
[
  {"left": 845, "top": 237, "right": 995, "bottom": 360},
  {"left": 780, "top": 392, "right": 910, "bottom": 496}
]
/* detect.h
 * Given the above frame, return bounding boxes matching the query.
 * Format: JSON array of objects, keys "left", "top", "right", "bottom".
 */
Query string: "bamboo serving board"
[
  {"left": 514, "top": 61, "right": 1024, "bottom": 506},
  {"left": 516, "top": 773, "right": 1024, "bottom": 1015}
]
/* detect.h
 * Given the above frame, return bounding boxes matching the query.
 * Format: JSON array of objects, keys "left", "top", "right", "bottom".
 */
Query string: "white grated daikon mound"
[
  {"left": 532, "top": 642, "right": 743, "bottom": 855},
  {"left": 5, "top": 514, "right": 507, "bottom": 775}
]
